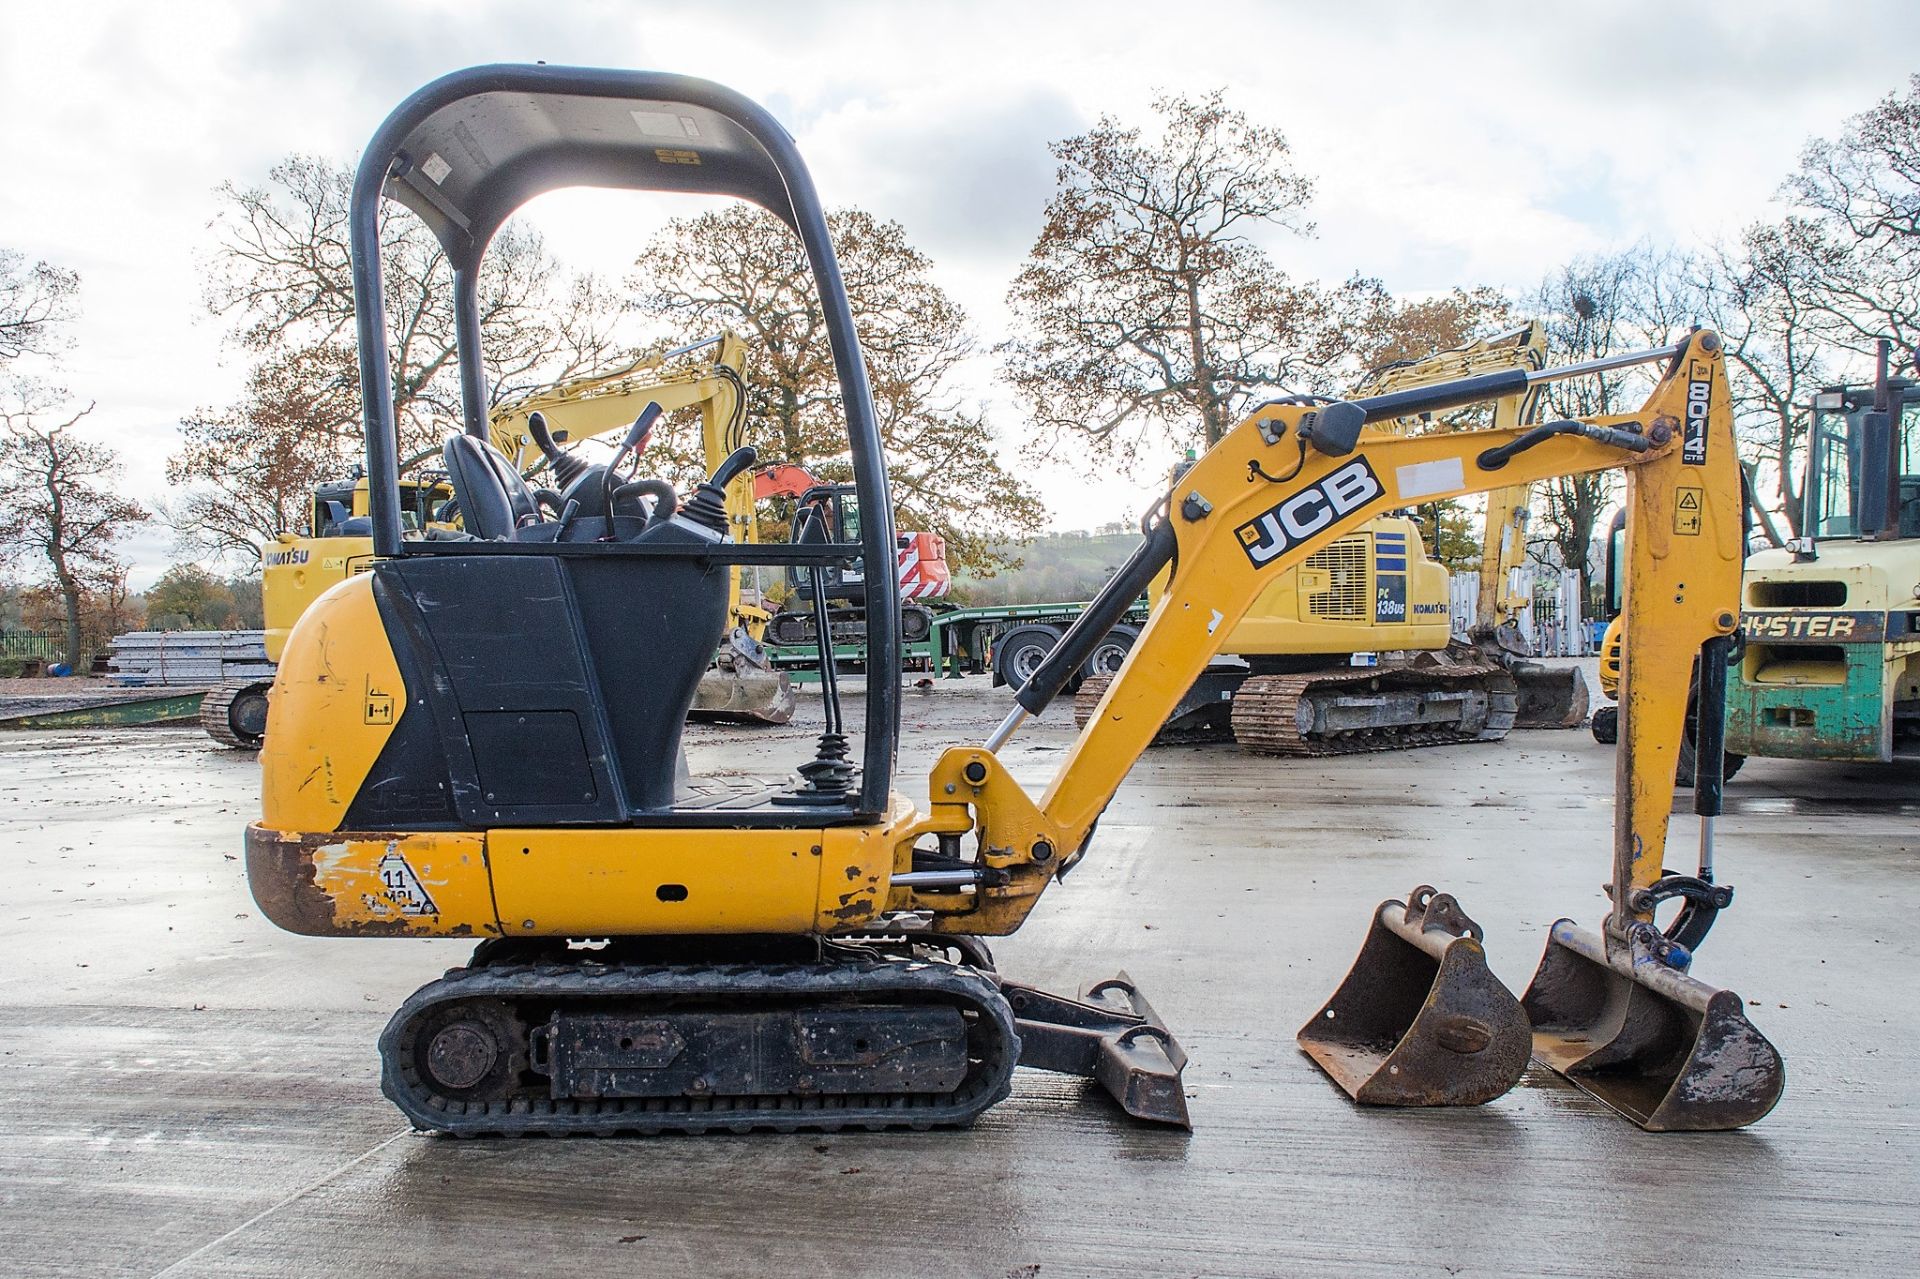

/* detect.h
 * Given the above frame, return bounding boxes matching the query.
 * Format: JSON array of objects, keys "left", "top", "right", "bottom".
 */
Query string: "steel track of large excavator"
[
  {"left": 1229, "top": 663, "right": 1518, "bottom": 756},
  {"left": 198, "top": 680, "right": 271, "bottom": 750},
  {"left": 1075, "top": 663, "right": 1520, "bottom": 755},
  {"left": 381, "top": 951, "right": 1020, "bottom": 1136}
]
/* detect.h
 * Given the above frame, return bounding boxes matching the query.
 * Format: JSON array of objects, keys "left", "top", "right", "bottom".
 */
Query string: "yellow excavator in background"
[
  {"left": 1076, "top": 323, "right": 1588, "bottom": 752},
  {"left": 244, "top": 65, "right": 1780, "bottom": 1138},
  {"left": 200, "top": 333, "right": 792, "bottom": 747},
  {"left": 1363, "top": 323, "right": 1590, "bottom": 728}
]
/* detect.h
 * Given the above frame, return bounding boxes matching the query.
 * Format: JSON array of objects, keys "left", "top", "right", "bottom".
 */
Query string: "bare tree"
[
  {"left": 0, "top": 390, "right": 148, "bottom": 667},
  {"left": 1526, "top": 244, "right": 1691, "bottom": 580},
  {"left": 1775, "top": 74, "right": 1920, "bottom": 359},
  {"left": 1694, "top": 230, "right": 1833, "bottom": 536},
  {"left": 170, "top": 155, "right": 627, "bottom": 557},
  {"left": 1001, "top": 90, "right": 1377, "bottom": 470},
  {"left": 632, "top": 205, "right": 1044, "bottom": 572},
  {"left": 0, "top": 249, "right": 80, "bottom": 366}
]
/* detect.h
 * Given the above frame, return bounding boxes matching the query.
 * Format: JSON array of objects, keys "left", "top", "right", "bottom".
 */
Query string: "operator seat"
[{"left": 442, "top": 433, "right": 541, "bottom": 538}]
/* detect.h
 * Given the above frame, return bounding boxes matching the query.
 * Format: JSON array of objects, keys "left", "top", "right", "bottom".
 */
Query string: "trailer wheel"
[
  {"left": 993, "top": 624, "right": 1063, "bottom": 689},
  {"left": 901, "top": 603, "right": 934, "bottom": 643},
  {"left": 1081, "top": 624, "right": 1138, "bottom": 680}
]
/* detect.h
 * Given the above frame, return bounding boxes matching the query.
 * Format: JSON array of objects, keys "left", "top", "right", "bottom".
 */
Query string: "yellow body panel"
[
  {"left": 261, "top": 535, "right": 374, "bottom": 663},
  {"left": 488, "top": 817, "right": 900, "bottom": 936},
  {"left": 258, "top": 575, "right": 404, "bottom": 833}
]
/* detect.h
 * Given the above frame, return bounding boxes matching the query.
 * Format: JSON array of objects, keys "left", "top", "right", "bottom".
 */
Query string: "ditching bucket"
[
  {"left": 688, "top": 627, "right": 797, "bottom": 725},
  {"left": 1522, "top": 918, "right": 1784, "bottom": 1131},
  {"left": 1509, "top": 661, "right": 1591, "bottom": 729},
  {"left": 1300, "top": 886, "right": 1531, "bottom": 1106}
]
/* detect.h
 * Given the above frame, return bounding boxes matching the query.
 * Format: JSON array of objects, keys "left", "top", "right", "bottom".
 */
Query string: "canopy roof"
[{"left": 365, "top": 64, "right": 804, "bottom": 269}]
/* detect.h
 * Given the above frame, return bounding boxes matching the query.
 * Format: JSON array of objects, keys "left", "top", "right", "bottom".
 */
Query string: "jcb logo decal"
[
  {"left": 1237, "top": 457, "right": 1383, "bottom": 567},
  {"left": 1683, "top": 360, "right": 1711, "bottom": 466}
]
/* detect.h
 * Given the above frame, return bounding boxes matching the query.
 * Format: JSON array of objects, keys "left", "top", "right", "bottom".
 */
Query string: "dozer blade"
[
  {"left": 1508, "top": 660, "right": 1590, "bottom": 730},
  {"left": 688, "top": 627, "right": 797, "bottom": 724},
  {"left": 1300, "top": 886, "right": 1531, "bottom": 1106},
  {"left": 1522, "top": 918, "right": 1784, "bottom": 1131},
  {"left": 999, "top": 970, "right": 1191, "bottom": 1127}
]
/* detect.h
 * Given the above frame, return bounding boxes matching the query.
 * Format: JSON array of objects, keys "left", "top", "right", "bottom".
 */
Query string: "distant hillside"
[{"left": 950, "top": 530, "right": 1143, "bottom": 607}]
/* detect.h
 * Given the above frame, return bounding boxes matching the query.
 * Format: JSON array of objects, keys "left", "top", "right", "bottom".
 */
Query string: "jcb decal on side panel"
[
  {"left": 1237, "top": 457, "right": 1383, "bottom": 567},
  {"left": 1683, "top": 359, "right": 1711, "bottom": 465}
]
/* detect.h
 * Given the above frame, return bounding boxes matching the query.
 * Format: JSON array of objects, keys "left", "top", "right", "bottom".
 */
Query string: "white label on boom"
[{"left": 1395, "top": 457, "right": 1465, "bottom": 501}]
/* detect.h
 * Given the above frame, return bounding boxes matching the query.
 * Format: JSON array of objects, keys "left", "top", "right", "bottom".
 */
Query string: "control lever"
[
  {"left": 603, "top": 402, "right": 665, "bottom": 513},
  {"left": 679, "top": 446, "right": 758, "bottom": 536},
  {"left": 525, "top": 411, "right": 590, "bottom": 489},
  {"left": 707, "top": 445, "right": 759, "bottom": 490}
]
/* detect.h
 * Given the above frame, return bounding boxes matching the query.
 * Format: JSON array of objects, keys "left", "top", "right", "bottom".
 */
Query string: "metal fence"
[
  {"left": 1449, "top": 569, "right": 1589, "bottom": 657},
  {"left": 0, "top": 629, "right": 66, "bottom": 661}
]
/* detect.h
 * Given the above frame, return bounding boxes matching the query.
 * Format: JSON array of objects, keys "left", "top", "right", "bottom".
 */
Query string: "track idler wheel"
[
  {"left": 410, "top": 998, "right": 529, "bottom": 1108},
  {"left": 1521, "top": 918, "right": 1784, "bottom": 1131},
  {"left": 200, "top": 680, "right": 271, "bottom": 750},
  {"left": 1300, "top": 886, "right": 1530, "bottom": 1106}
]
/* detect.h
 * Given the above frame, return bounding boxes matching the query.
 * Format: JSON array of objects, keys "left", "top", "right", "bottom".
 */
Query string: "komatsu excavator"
[
  {"left": 200, "top": 334, "right": 791, "bottom": 747},
  {"left": 246, "top": 65, "right": 1781, "bottom": 1136}
]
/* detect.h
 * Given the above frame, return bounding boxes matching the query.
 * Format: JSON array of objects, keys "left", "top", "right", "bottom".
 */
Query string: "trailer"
[{"left": 765, "top": 597, "right": 1150, "bottom": 687}]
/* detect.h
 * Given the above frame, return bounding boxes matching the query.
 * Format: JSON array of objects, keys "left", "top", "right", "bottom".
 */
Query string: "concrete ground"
[{"left": 1, "top": 677, "right": 1915, "bottom": 1278}]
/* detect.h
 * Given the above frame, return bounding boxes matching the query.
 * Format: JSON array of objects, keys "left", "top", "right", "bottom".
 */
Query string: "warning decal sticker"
[
  {"left": 1674, "top": 487, "right": 1703, "bottom": 535},
  {"left": 377, "top": 849, "right": 438, "bottom": 916}
]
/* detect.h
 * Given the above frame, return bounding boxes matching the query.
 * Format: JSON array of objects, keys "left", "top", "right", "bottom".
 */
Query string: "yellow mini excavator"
[{"left": 247, "top": 65, "right": 1781, "bottom": 1135}]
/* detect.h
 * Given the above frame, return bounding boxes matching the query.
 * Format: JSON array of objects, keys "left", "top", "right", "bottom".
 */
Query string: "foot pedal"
[
  {"left": 1000, "top": 971, "right": 1190, "bottom": 1127},
  {"left": 1522, "top": 918, "right": 1784, "bottom": 1131},
  {"left": 1299, "top": 886, "right": 1531, "bottom": 1106}
]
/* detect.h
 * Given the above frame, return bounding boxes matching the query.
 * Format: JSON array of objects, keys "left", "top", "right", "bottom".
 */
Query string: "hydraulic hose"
[
  {"left": 1014, "top": 519, "right": 1177, "bottom": 715},
  {"left": 1477, "top": 419, "right": 1654, "bottom": 471}
]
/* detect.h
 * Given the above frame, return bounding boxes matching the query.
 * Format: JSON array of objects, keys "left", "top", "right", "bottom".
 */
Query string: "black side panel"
[
  {"left": 355, "top": 554, "right": 730, "bottom": 828},
  {"left": 382, "top": 556, "right": 625, "bottom": 826},
  {"left": 466, "top": 710, "right": 597, "bottom": 808},
  {"left": 567, "top": 556, "right": 730, "bottom": 811}
]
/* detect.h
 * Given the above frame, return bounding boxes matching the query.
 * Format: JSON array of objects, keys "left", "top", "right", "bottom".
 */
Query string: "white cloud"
[{"left": 2, "top": 0, "right": 1916, "bottom": 583}]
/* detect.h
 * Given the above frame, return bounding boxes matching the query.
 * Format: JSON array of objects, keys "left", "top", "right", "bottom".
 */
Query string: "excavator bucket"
[
  {"left": 1300, "top": 887, "right": 1531, "bottom": 1105},
  {"left": 1522, "top": 918, "right": 1784, "bottom": 1131},
  {"left": 689, "top": 626, "right": 797, "bottom": 725},
  {"left": 1508, "top": 661, "right": 1590, "bottom": 729}
]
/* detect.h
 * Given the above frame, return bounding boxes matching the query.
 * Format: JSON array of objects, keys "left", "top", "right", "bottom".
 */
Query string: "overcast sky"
[{"left": 3, "top": 1, "right": 1916, "bottom": 587}]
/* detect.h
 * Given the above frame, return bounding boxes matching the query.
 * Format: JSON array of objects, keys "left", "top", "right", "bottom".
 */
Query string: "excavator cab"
[{"left": 310, "top": 65, "right": 896, "bottom": 827}]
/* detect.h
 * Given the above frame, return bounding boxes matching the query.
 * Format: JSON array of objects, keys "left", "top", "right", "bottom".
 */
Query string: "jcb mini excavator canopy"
[{"left": 346, "top": 64, "right": 900, "bottom": 815}]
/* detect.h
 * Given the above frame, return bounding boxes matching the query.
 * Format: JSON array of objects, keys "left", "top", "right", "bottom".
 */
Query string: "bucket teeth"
[
  {"left": 1299, "top": 887, "right": 1531, "bottom": 1107},
  {"left": 1521, "top": 919, "right": 1785, "bottom": 1131}
]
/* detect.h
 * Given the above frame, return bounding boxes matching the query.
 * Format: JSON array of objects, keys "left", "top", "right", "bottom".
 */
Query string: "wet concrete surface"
[{"left": 1, "top": 678, "right": 1915, "bottom": 1277}]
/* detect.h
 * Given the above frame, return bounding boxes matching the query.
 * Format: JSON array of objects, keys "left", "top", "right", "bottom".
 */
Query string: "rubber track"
[
  {"left": 198, "top": 681, "right": 269, "bottom": 751},
  {"left": 1230, "top": 664, "right": 1519, "bottom": 757},
  {"left": 379, "top": 957, "right": 1019, "bottom": 1137}
]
